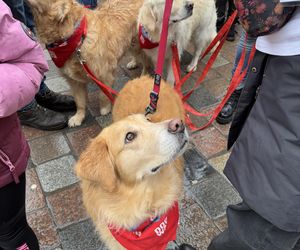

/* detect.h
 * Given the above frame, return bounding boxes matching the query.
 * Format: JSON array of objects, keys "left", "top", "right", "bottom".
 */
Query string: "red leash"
[
  {"left": 172, "top": 11, "right": 256, "bottom": 130},
  {"left": 145, "top": 0, "right": 173, "bottom": 115}
]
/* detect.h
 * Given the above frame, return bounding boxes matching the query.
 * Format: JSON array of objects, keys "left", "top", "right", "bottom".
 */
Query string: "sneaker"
[
  {"left": 18, "top": 104, "right": 68, "bottom": 130},
  {"left": 216, "top": 89, "right": 242, "bottom": 124},
  {"left": 35, "top": 89, "right": 76, "bottom": 112}
]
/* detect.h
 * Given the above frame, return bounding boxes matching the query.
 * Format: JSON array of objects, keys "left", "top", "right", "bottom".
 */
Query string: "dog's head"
[
  {"left": 138, "top": 0, "right": 194, "bottom": 37},
  {"left": 75, "top": 114, "right": 189, "bottom": 192},
  {"left": 26, "top": 0, "right": 78, "bottom": 42}
]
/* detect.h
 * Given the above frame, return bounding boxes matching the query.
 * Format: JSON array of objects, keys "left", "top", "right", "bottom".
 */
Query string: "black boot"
[
  {"left": 216, "top": 89, "right": 242, "bottom": 125},
  {"left": 226, "top": 23, "right": 236, "bottom": 42},
  {"left": 178, "top": 243, "right": 197, "bottom": 250},
  {"left": 35, "top": 89, "right": 76, "bottom": 112},
  {"left": 18, "top": 104, "right": 68, "bottom": 131}
]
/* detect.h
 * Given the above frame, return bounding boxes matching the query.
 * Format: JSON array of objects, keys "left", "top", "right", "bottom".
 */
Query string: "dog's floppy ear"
[
  {"left": 75, "top": 136, "right": 118, "bottom": 192},
  {"left": 140, "top": 3, "right": 158, "bottom": 31},
  {"left": 51, "top": 0, "right": 72, "bottom": 23}
]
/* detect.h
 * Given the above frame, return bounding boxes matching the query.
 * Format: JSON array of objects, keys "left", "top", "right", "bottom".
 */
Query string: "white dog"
[{"left": 129, "top": 0, "right": 217, "bottom": 84}]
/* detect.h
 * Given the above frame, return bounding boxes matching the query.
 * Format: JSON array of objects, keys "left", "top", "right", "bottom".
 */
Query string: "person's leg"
[
  {"left": 0, "top": 174, "right": 39, "bottom": 250},
  {"left": 2, "top": 0, "right": 26, "bottom": 23},
  {"left": 216, "top": 31, "right": 257, "bottom": 124},
  {"left": 215, "top": 0, "right": 227, "bottom": 32},
  {"left": 208, "top": 202, "right": 300, "bottom": 250},
  {"left": 77, "top": 0, "right": 98, "bottom": 9},
  {"left": 226, "top": 0, "right": 237, "bottom": 41}
]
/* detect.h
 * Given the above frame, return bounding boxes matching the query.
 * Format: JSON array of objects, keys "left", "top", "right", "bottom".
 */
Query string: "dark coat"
[{"left": 224, "top": 50, "right": 300, "bottom": 232}]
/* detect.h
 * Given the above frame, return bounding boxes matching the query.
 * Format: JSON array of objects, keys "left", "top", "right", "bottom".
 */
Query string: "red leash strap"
[
  {"left": 80, "top": 60, "right": 118, "bottom": 103},
  {"left": 145, "top": 0, "right": 173, "bottom": 115},
  {"left": 185, "top": 44, "right": 256, "bottom": 130}
]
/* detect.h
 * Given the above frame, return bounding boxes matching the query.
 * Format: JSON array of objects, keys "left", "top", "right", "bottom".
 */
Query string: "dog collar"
[
  {"left": 46, "top": 16, "right": 87, "bottom": 68},
  {"left": 138, "top": 24, "right": 159, "bottom": 49},
  {"left": 109, "top": 202, "right": 179, "bottom": 250}
]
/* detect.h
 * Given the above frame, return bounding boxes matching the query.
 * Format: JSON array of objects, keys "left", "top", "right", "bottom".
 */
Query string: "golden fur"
[
  {"left": 75, "top": 76, "right": 187, "bottom": 249},
  {"left": 130, "top": 0, "right": 217, "bottom": 84},
  {"left": 27, "top": 0, "right": 143, "bottom": 127}
]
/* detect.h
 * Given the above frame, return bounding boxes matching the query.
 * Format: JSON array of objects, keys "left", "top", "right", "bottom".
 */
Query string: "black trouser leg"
[{"left": 0, "top": 174, "right": 39, "bottom": 250}]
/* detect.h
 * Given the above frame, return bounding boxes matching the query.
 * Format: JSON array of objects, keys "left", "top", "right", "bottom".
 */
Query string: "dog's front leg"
[
  {"left": 99, "top": 74, "right": 113, "bottom": 116},
  {"left": 68, "top": 80, "right": 87, "bottom": 127}
]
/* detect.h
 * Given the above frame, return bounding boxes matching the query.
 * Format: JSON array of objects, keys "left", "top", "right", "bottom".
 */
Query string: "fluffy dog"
[
  {"left": 75, "top": 76, "right": 188, "bottom": 249},
  {"left": 27, "top": 0, "right": 143, "bottom": 127},
  {"left": 129, "top": 0, "right": 217, "bottom": 84}
]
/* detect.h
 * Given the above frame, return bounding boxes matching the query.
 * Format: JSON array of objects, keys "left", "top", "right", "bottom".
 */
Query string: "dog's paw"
[
  {"left": 68, "top": 115, "right": 83, "bottom": 127},
  {"left": 126, "top": 60, "right": 138, "bottom": 70},
  {"left": 186, "top": 64, "right": 197, "bottom": 73},
  {"left": 100, "top": 105, "right": 112, "bottom": 116}
]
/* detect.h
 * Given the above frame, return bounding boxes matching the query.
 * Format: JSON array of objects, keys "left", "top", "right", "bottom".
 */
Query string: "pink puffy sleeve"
[{"left": 0, "top": 0, "right": 49, "bottom": 117}]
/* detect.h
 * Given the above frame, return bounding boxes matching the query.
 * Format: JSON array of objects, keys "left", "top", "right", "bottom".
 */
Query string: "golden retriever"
[
  {"left": 75, "top": 76, "right": 188, "bottom": 249},
  {"left": 27, "top": 0, "right": 143, "bottom": 127},
  {"left": 129, "top": 0, "right": 217, "bottom": 84}
]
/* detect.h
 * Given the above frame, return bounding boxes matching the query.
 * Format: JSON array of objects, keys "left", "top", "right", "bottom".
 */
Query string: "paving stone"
[
  {"left": 87, "top": 90, "right": 101, "bottom": 117},
  {"left": 192, "top": 127, "right": 227, "bottom": 158},
  {"left": 96, "top": 113, "right": 113, "bottom": 128},
  {"left": 186, "top": 85, "right": 217, "bottom": 110},
  {"left": 45, "top": 60, "right": 61, "bottom": 80},
  {"left": 208, "top": 153, "right": 230, "bottom": 174},
  {"left": 201, "top": 53, "right": 229, "bottom": 69},
  {"left": 27, "top": 208, "right": 60, "bottom": 250},
  {"left": 213, "top": 120, "right": 231, "bottom": 137},
  {"left": 183, "top": 148, "right": 215, "bottom": 185},
  {"left": 29, "top": 133, "right": 71, "bottom": 165},
  {"left": 44, "top": 50, "right": 51, "bottom": 61},
  {"left": 66, "top": 123, "right": 101, "bottom": 157},
  {"left": 88, "top": 82, "right": 100, "bottom": 92},
  {"left": 177, "top": 204, "right": 220, "bottom": 250},
  {"left": 23, "top": 126, "right": 55, "bottom": 141},
  {"left": 180, "top": 189, "right": 197, "bottom": 210},
  {"left": 218, "top": 63, "right": 234, "bottom": 81},
  {"left": 190, "top": 172, "right": 241, "bottom": 218},
  {"left": 59, "top": 220, "right": 103, "bottom": 250},
  {"left": 47, "top": 185, "right": 87, "bottom": 228},
  {"left": 36, "top": 155, "right": 78, "bottom": 193},
  {"left": 213, "top": 215, "right": 228, "bottom": 232},
  {"left": 26, "top": 168, "right": 46, "bottom": 212},
  {"left": 46, "top": 76, "right": 71, "bottom": 93},
  {"left": 202, "top": 77, "right": 229, "bottom": 100}
]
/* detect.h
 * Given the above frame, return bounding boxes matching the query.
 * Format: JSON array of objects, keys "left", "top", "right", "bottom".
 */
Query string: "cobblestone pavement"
[{"left": 23, "top": 29, "right": 243, "bottom": 250}]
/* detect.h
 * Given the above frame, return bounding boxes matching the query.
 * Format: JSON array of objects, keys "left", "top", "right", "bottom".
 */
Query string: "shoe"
[
  {"left": 216, "top": 17, "right": 225, "bottom": 32},
  {"left": 226, "top": 24, "right": 236, "bottom": 41},
  {"left": 216, "top": 89, "right": 242, "bottom": 124},
  {"left": 18, "top": 104, "right": 68, "bottom": 131},
  {"left": 178, "top": 243, "right": 197, "bottom": 250},
  {"left": 35, "top": 89, "right": 76, "bottom": 112}
]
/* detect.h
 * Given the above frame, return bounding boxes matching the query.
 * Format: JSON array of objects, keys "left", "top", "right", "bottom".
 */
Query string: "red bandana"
[
  {"left": 138, "top": 24, "right": 159, "bottom": 49},
  {"left": 46, "top": 16, "right": 87, "bottom": 68},
  {"left": 109, "top": 202, "right": 179, "bottom": 250}
]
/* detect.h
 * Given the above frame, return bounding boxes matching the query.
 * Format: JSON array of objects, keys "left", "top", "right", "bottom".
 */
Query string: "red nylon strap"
[
  {"left": 171, "top": 11, "right": 256, "bottom": 131},
  {"left": 80, "top": 62, "right": 117, "bottom": 103},
  {"left": 145, "top": 0, "right": 173, "bottom": 115}
]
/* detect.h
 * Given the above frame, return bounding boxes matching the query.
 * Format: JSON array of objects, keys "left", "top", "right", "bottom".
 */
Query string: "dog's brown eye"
[{"left": 125, "top": 132, "right": 136, "bottom": 143}]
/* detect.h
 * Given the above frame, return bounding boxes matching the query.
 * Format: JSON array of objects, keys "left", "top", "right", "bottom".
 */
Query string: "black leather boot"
[
  {"left": 216, "top": 89, "right": 242, "bottom": 125},
  {"left": 35, "top": 89, "right": 76, "bottom": 112},
  {"left": 178, "top": 243, "right": 197, "bottom": 250},
  {"left": 18, "top": 104, "right": 68, "bottom": 131}
]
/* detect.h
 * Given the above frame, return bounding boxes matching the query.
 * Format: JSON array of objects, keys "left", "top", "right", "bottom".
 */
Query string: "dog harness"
[
  {"left": 46, "top": 16, "right": 87, "bottom": 68},
  {"left": 138, "top": 24, "right": 159, "bottom": 49},
  {"left": 109, "top": 202, "right": 179, "bottom": 250}
]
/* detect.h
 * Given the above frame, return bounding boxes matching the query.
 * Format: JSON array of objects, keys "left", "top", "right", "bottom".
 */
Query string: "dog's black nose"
[
  {"left": 185, "top": 2, "right": 194, "bottom": 12},
  {"left": 168, "top": 119, "right": 185, "bottom": 134}
]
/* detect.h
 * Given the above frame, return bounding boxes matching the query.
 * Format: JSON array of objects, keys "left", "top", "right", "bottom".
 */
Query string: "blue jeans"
[{"left": 232, "top": 30, "right": 257, "bottom": 90}]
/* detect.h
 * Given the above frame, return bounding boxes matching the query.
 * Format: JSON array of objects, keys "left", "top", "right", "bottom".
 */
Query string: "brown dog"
[
  {"left": 27, "top": 0, "right": 143, "bottom": 127},
  {"left": 75, "top": 76, "right": 188, "bottom": 249}
]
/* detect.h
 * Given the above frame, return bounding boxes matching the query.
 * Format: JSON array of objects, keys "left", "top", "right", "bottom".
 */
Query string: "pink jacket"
[{"left": 0, "top": 0, "right": 48, "bottom": 188}]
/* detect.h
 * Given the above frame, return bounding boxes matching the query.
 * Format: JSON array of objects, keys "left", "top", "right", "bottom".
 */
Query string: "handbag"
[{"left": 234, "top": 0, "right": 296, "bottom": 37}]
